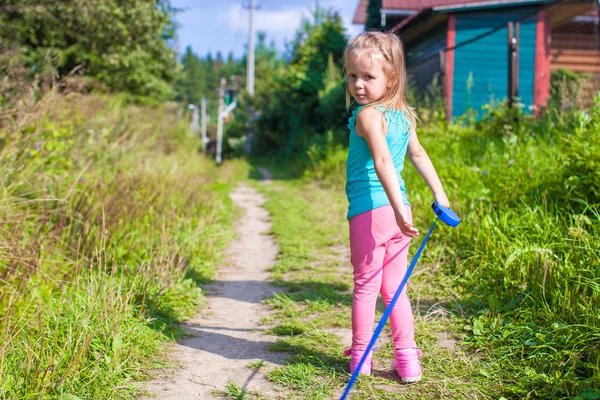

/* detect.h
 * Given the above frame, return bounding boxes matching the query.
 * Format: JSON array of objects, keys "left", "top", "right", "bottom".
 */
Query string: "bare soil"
[{"left": 142, "top": 180, "right": 285, "bottom": 399}]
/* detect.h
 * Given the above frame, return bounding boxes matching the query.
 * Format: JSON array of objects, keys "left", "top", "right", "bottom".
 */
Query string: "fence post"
[
  {"left": 201, "top": 97, "right": 208, "bottom": 154},
  {"left": 445, "top": 13, "right": 456, "bottom": 122},
  {"left": 508, "top": 22, "right": 520, "bottom": 108},
  {"left": 216, "top": 77, "right": 226, "bottom": 164},
  {"left": 515, "top": 22, "right": 520, "bottom": 103},
  {"left": 189, "top": 104, "right": 199, "bottom": 135}
]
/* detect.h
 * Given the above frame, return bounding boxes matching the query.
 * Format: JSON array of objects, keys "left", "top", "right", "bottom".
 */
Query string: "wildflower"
[{"left": 568, "top": 226, "right": 589, "bottom": 239}]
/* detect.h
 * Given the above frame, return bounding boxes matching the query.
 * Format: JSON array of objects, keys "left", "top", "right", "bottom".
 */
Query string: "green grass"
[
  {"left": 212, "top": 379, "right": 268, "bottom": 400},
  {"left": 224, "top": 379, "right": 249, "bottom": 399},
  {"left": 0, "top": 93, "right": 249, "bottom": 398},
  {"left": 250, "top": 178, "right": 498, "bottom": 399},
  {"left": 248, "top": 360, "right": 267, "bottom": 371},
  {"left": 251, "top": 98, "right": 600, "bottom": 398}
]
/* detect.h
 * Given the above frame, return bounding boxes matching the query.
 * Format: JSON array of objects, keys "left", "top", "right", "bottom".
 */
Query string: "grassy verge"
[
  {"left": 0, "top": 92, "right": 248, "bottom": 399},
  {"left": 250, "top": 169, "right": 499, "bottom": 399}
]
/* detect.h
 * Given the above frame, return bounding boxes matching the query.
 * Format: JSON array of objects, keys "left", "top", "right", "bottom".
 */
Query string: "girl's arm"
[
  {"left": 355, "top": 108, "right": 419, "bottom": 237},
  {"left": 406, "top": 131, "right": 450, "bottom": 207}
]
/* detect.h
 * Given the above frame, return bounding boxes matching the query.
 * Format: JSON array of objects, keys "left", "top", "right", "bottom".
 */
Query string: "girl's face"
[{"left": 346, "top": 51, "right": 389, "bottom": 106}]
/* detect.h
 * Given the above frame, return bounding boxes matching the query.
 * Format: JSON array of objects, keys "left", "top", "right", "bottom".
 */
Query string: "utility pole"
[
  {"left": 216, "top": 77, "right": 226, "bottom": 164},
  {"left": 245, "top": 0, "right": 256, "bottom": 155},
  {"left": 247, "top": 0, "right": 255, "bottom": 97},
  {"left": 201, "top": 97, "right": 208, "bottom": 153}
]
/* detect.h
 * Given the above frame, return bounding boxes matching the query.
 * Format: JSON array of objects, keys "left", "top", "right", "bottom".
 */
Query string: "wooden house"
[{"left": 353, "top": 0, "right": 599, "bottom": 119}]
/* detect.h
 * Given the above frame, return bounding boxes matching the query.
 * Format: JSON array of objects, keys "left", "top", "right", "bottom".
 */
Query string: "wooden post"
[
  {"left": 515, "top": 22, "right": 520, "bottom": 101},
  {"left": 191, "top": 105, "right": 199, "bottom": 135},
  {"left": 201, "top": 97, "right": 208, "bottom": 153},
  {"left": 508, "top": 22, "right": 513, "bottom": 108},
  {"left": 507, "top": 22, "right": 519, "bottom": 108},
  {"left": 216, "top": 77, "right": 226, "bottom": 164},
  {"left": 533, "top": 9, "right": 550, "bottom": 115},
  {"left": 445, "top": 13, "right": 456, "bottom": 122}
]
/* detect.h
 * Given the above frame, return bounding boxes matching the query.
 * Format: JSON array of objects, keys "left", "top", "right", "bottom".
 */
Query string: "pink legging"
[{"left": 349, "top": 204, "right": 416, "bottom": 351}]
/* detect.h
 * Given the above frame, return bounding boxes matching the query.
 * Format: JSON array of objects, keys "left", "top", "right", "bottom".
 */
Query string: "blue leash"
[{"left": 339, "top": 201, "right": 460, "bottom": 400}]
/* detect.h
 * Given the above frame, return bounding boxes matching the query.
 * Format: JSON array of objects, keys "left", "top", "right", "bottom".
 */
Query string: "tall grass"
[
  {"left": 0, "top": 92, "right": 247, "bottom": 398},
  {"left": 304, "top": 96, "right": 600, "bottom": 398}
]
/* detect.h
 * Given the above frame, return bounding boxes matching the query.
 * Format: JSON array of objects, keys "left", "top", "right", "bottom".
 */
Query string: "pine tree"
[
  {"left": 215, "top": 51, "right": 224, "bottom": 72},
  {"left": 176, "top": 46, "right": 205, "bottom": 106},
  {"left": 366, "top": 0, "right": 382, "bottom": 31}
]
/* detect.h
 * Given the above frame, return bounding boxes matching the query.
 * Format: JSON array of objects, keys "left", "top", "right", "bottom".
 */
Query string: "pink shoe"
[
  {"left": 344, "top": 348, "right": 373, "bottom": 375},
  {"left": 391, "top": 348, "right": 422, "bottom": 383}
]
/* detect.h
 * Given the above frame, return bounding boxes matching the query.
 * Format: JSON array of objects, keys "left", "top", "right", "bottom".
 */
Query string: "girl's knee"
[
  {"left": 381, "top": 289, "right": 408, "bottom": 303},
  {"left": 354, "top": 285, "right": 380, "bottom": 301}
]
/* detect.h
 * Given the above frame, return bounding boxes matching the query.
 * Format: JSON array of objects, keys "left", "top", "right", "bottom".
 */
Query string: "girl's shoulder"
[
  {"left": 348, "top": 105, "right": 410, "bottom": 135},
  {"left": 349, "top": 105, "right": 386, "bottom": 122},
  {"left": 348, "top": 106, "right": 385, "bottom": 133},
  {"left": 377, "top": 106, "right": 411, "bottom": 133}
]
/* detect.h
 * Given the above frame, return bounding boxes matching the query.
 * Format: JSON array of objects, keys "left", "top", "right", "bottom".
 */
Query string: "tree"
[
  {"left": 0, "top": 0, "right": 180, "bottom": 100},
  {"left": 366, "top": 0, "right": 383, "bottom": 31},
  {"left": 215, "top": 51, "right": 224, "bottom": 71},
  {"left": 255, "top": 9, "right": 348, "bottom": 153},
  {"left": 175, "top": 46, "right": 204, "bottom": 106}
]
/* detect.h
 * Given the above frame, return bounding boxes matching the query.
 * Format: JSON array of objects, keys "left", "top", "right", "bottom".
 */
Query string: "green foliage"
[
  {"left": 366, "top": 0, "right": 383, "bottom": 31},
  {"left": 409, "top": 73, "right": 447, "bottom": 124},
  {"left": 251, "top": 33, "right": 286, "bottom": 112},
  {"left": 174, "top": 46, "right": 244, "bottom": 117},
  {"left": 269, "top": 321, "right": 307, "bottom": 336},
  {"left": 0, "top": 93, "right": 246, "bottom": 398},
  {"left": 221, "top": 33, "right": 286, "bottom": 152},
  {"left": 296, "top": 97, "right": 600, "bottom": 398},
  {"left": 549, "top": 69, "right": 600, "bottom": 112},
  {"left": 304, "top": 130, "right": 347, "bottom": 188},
  {"left": 223, "top": 379, "right": 248, "bottom": 400},
  {"left": 255, "top": 10, "right": 348, "bottom": 156},
  {"left": 176, "top": 46, "right": 209, "bottom": 107},
  {"left": 317, "top": 53, "right": 349, "bottom": 135},
  {"left": 0, "top": 0, "right": 179, "bottom": 101},
  {"left": 562, "top": 98, "right": 600, "bottom": 202},
  {"left": 253, "top": 176, "right": 502, "bottom": 399},
  {"left": 172, "top": 11, "right": 349, "bottom": 159}
]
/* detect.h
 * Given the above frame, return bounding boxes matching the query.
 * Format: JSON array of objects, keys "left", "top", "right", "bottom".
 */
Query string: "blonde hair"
[{"left": 343, "top": 31, "right": 417, "bottom": 134}]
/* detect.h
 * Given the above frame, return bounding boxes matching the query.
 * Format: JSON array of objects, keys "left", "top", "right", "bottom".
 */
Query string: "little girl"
[{"left": 343, "top": 31, "right": 450, "bottom": 382}]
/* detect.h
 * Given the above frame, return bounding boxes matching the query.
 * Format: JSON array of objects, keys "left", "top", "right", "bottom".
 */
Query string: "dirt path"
[{"left": 143, "top": 177, "right": 284, "bottom": 399}]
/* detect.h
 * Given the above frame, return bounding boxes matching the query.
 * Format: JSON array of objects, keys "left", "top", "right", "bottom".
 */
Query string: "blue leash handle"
[{"left": 339, "top": 218, "right": 438, "bottom": 400}]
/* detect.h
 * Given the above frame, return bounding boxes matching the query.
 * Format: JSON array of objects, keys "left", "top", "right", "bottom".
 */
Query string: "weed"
[
  {"left": 0, "top": 93, "right": 247, "bottom": 398},
  {"left": 224, "top": 379, "right": 248, "bottom": 400},
  {"left": 248, "top": 360, "right": 266, "bottom": 371}
]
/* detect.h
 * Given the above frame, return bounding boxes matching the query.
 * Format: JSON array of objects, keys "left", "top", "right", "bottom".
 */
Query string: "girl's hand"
[
  {"left": 434, "top": 192, "right": 450, "bottom": 208},
  {"left": 395, "top": 208, "right": 419, "bottom": 237}
]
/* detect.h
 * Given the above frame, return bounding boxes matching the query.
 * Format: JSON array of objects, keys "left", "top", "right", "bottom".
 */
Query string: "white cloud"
[
  {"left": 226, "top": 1, "right": 362, "bottom": 38},
  {"left": 226, "top": 6, "right": 307, "bottom": 37},
  {"left": 216, "top": 1, "right": 363, "bottom": 56}
]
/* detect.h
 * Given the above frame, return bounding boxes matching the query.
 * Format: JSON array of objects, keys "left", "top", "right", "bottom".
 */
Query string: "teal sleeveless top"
[{"left": 345, "top": 105, "right": 411, "bottom": 220}]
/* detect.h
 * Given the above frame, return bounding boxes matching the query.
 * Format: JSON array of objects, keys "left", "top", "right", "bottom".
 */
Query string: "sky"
[{"left": 170, "top": 0, "right": 364, "bottom": 59}]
